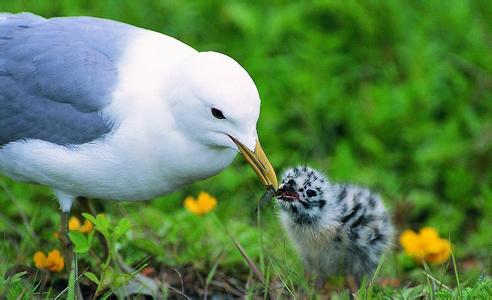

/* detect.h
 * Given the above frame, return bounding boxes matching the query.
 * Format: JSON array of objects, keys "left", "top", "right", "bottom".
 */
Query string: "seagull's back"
[
  {"left": 0, "top": 13, "right": 233, "bottom": 201},
  {"left": 0, "top": 13, "right": 131, "bottom": 145}
]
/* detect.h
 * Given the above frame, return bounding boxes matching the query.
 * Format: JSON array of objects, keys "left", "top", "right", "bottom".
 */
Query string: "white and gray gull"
[
  {"left": 276, "top": 166, "right": 393, "bottom": 288},
  {"left": 0, "top": 13, "right": 277, "bottom": 231},
  {"left": 0, "top": 13, "right": 277, "bottom": 205}
]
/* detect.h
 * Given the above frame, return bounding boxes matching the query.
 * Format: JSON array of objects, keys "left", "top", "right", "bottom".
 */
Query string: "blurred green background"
[{"left": 1, "top": 0, "right": 491, "bottom": 297}]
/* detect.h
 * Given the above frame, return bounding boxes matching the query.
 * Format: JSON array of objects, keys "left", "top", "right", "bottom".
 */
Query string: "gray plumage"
[
  {"left": 276, "top": 166, "right": 393, "bottom": 283},
  {"left": 0, "top": 13, "right": 136, "bottom": 146}
]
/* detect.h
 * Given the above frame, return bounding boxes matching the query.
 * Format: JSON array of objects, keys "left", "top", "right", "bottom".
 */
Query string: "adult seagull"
[{"left": 0, "top": 13, "right": 277, "bottom": 250}]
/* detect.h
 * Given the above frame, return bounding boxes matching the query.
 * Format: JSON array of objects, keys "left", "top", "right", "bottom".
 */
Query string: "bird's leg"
[
  {"left": 56, "top": 190, "right": 75, "bottom": 267},
  {"left": 60, "top": 211, "right": 73, "bottom": 271},
  {"left": 78, "top": 197, "right": 109, "bottom": 260},
  {"left": 345, "top": 275, "right": 359, "bottom": 298},
  {"left": 315, "top": 276, "right": 325, "bottom": 290},
  {"left": 55, "top": 190, "right": 83, "bottom": 299},
  {"left": 60, "top": 211, "right": 83, "bottom": 299}
]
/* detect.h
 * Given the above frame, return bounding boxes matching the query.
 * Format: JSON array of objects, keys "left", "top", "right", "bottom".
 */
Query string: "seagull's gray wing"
[{"left": 0, "top": 13, "right": 136, "bottom": 146}]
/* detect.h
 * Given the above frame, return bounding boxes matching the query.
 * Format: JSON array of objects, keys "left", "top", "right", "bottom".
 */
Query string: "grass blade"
[
  {"left": 450, "top": 243, "right": 461, "bottom": 297},
  {"left": 231, "top": 236, "right": 265, "bottom": 285}
]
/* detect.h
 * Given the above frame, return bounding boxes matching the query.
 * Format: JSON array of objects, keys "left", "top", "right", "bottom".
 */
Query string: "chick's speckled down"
[{"left": 276, "top": 166, "right": 394, "bottom": 282}]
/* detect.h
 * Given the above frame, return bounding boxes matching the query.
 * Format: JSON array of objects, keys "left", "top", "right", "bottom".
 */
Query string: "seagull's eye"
[
  {"left": 306, "top": 189, "right": 317, "bottom": 197},
  {"left": 211, "top": 108, "right": 226, "bottom": 119}
]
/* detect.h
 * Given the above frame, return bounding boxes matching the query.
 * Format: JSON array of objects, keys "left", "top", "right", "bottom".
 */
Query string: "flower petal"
[
  {"left": 185, "top": 192, "right": 218, "bottom": 215},
  {"left": 426, "top": 239, "right": 452, "bottom": 264},
  {"left": 68, "top": 216, "right": 81, "bottom": 231},
  {"left": 419, "top": 227, "right": 439, "bottom": 243},
  {"left": 399, "top": 229, "right": 426, "bottom": 261},
  {"left": 399, "top": 230, "right": 418, "bottom": 251},
  {"left": 33, "top": 251, "right": 48, "bottom": 269},
  {"left": 198, "top": 192, "right": 217, "bottom": 213},
  {"left": 46, "top": 249, "right": 64, "bottom": 272},
  {"left": 184, "top": 196, "right": 202, "bottom": 215},
  {"left": 79, "top": 220, "right": 94, "bottom": 233}
]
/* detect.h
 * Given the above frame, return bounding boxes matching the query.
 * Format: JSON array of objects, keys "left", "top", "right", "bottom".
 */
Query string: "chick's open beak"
[
  {"left": 231, "top": 138, "right": 278, "bottom": 190},
  {"left": 276, "top": 184, "right": 300, "bottom": 201}
]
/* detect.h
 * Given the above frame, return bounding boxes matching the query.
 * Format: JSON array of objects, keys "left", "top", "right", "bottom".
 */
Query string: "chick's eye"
[
  {"left": 211, "top": 108, "right": 226, "bottom": 119},
  {"left": 306, "top": 189, "right": 317, "bottom": 197}
]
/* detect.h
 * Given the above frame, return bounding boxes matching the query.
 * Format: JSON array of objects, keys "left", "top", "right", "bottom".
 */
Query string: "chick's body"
[{"left": 277, "top": 166, "right": 393, "bottom": 282}]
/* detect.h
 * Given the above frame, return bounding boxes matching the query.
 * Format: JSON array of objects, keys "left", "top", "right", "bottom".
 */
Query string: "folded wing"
[{"left": 0, "top": 13, "right": 136, "bottom": 146}]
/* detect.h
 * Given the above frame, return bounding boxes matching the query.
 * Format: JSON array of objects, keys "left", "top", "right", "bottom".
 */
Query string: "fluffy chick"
[{"left": 276, "top": 166, "right": 393, "bottom": 284}]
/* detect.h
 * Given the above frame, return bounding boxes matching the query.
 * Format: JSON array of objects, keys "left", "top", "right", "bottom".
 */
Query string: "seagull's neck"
[{"left": 105, "top": 29, "right": 197, "bottom": 119}]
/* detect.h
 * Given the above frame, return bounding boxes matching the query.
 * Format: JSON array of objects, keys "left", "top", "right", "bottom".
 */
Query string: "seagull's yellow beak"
[{"left": 231, "top": 138, "right": 278, "bottom": 190}]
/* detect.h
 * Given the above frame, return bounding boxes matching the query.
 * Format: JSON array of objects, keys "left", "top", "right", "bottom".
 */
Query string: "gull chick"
[{"left": 276, "top": 166, "right": 393, "bottom": 286}]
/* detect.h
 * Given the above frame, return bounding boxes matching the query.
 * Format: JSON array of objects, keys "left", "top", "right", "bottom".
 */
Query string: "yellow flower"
[
  {"left": 399, "top": 227, "right": 451, "bottom": 264},
  {"left": 68, "top": 216, "right": 93, "bottom": 233},
  {"left": 184, "top": 192, "right": 217, "bottom": 215},
  {"left": 33, "top": 249, "right": 64, "bottom": 272}
]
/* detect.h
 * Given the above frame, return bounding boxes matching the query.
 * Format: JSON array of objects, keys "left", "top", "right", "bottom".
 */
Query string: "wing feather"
[{"left": 0, "top": 13, "right": 135, "bottom": 145}]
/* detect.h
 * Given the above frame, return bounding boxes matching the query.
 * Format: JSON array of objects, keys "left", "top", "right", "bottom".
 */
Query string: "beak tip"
[{"left": 232, "top": 137, "right": 278, "bottom": 189}]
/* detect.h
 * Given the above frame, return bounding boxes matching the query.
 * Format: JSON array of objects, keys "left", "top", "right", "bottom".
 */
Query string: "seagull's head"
[{"left": 167, "top": 51, "right": 277, "bottom": 189}]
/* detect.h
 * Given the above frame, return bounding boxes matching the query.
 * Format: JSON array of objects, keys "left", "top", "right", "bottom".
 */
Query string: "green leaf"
[
  {"left": 88, "top": 214, "right": 110, "bottom": 239},
  {"left": 96, "top": 213, "right": 110, "bottom": 230},
  {"left": 132, "top": 238, "right": 165, "bottom": 256},
  {"left": 84, "top": 272, "right": 100, "bottom": 285},
  {"left": 114, "top": 218, "right": 131, "bottom": 239},
  {"left": 9, "top": 271, "right": 27, "bottom": 283},
  {"left": 81, "top": 213, "right": 96, "bottom": 224},
  {"left": 69, "top": 231, "right": 89, "bottom": 253},
  {"left": 87, "top": 230, "right": 95, "bottom": 246}
]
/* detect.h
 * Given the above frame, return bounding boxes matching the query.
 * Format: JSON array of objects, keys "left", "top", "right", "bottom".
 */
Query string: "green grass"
[{"left": 1, "top": 0, "right": 492, "bottom": 298}]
